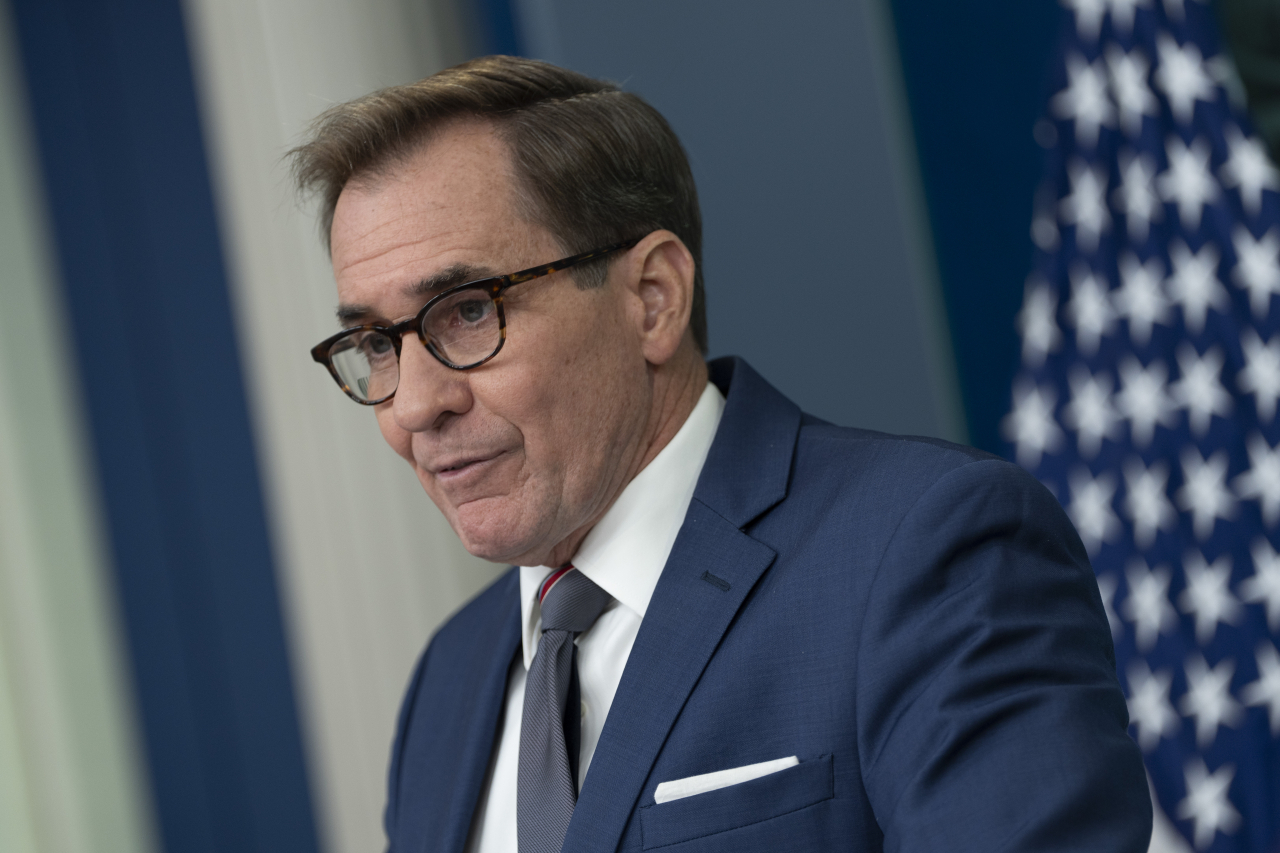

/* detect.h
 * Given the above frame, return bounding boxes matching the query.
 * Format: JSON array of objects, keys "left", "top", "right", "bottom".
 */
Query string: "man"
[{"left": 293, "top": 56, "right": 1151, "bottom": 852}]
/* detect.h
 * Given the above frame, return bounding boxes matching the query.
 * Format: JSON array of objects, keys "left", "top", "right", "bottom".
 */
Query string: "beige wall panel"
[
  {"left": 0, "top": 629, "right": 40, "bottom": 853},
  {"left": 180, "top": 3, "right": 502, "bottom": 852}
]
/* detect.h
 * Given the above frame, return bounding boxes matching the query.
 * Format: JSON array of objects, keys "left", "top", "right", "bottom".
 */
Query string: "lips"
[{"left": 430, "top": 451, "right": 503, "bottom": 475}]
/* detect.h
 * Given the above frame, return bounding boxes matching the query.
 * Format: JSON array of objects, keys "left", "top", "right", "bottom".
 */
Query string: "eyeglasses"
[{"left": 311, "top": 239, "right": 640, "bottom": 404}]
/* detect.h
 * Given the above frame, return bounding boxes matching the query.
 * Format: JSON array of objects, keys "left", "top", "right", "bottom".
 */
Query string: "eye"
[
  {"left": 455, "top": 298, "right": 492, "bottom": 324},
  {"left": 355, "top": 331, "right": 396, "bottom": 365}
]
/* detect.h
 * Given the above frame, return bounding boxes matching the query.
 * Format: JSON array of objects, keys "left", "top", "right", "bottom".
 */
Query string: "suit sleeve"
[{"left": 855, "top": 458, "right": 1151, "bottom": 852}]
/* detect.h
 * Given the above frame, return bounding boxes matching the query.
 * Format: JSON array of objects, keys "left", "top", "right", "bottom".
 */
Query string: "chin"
[
  {"left": 449, "top": 504, "right": 546, "bottom": 566},
  {"left": 458, "top": 535, "right": 550, "bottom": 567},
  {"left": 457, "top": 534, "right": 522, "bottom": 564}
]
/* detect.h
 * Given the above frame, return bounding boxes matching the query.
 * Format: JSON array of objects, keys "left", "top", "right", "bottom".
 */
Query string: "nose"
[{"left": 391, "top": 336, "right": 473, "bottom": 431}]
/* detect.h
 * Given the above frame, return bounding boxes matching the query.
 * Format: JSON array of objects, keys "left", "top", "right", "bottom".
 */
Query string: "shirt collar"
[{"left": 518, "top": 381, "right": 726, "bottom": 669}]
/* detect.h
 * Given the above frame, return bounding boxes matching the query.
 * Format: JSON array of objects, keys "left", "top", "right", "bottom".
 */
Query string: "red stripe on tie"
[{"left": 539, "top": 566, "right": 573, "bottom": 603}]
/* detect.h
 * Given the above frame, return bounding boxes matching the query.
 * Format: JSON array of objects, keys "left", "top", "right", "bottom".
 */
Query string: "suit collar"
[
  {"left": 560, "top": 356, "right": 801, "bottom": 853},
  {"left": 699, "top": 357, "right": 802, "bottom": 527}
]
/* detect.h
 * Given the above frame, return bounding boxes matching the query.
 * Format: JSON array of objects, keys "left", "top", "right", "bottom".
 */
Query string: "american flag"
[{"left": 1004, "top": 1, "right": 1280, "bottom": 850}]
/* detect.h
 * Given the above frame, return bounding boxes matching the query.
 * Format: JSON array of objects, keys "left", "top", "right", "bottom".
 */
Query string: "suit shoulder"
[
  {"left": 778, "top": 417, "right": 1060, "bottom": 541},
  {"left": 796, "top": 416, "right": 1016, "bottom": 484}
]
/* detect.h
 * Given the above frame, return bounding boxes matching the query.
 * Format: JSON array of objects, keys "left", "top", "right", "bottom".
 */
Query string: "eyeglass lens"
[{"left": 327, "top": 288, "right": 502, "bottom": 402}]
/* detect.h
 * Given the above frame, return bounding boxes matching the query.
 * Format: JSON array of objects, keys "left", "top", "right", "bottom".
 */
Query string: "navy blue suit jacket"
[{"left": 385, "top": 358, "right": 1152, "bottom": 852}]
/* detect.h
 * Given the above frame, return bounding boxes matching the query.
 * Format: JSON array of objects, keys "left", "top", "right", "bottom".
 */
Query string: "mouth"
[{"left": 432, "top": 451, "right": 504, "bottom": 476}]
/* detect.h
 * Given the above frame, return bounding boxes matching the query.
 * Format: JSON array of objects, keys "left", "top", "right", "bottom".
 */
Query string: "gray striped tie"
[{"left": 517, "top": 567, "right": 611, "bottom": 853}]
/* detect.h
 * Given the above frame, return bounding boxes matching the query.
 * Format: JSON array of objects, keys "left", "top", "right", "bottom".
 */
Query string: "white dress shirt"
[{"left": 464, "top": 381, "right": 725, "bottom": 853}]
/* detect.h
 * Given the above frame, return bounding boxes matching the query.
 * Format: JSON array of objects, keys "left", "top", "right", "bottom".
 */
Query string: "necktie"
[{"left": 517, "top": 566, "right": 611, "bottom": 853}]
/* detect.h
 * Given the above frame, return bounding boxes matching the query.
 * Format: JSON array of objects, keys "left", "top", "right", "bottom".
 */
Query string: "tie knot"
[{"left": 538, "top": 567, "right": 611, "bottom": 634}]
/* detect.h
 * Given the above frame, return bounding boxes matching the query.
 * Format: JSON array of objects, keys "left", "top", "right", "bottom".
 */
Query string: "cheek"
[
  {"left": 375, "top": 405, "right": 414, "bottom": 463},
  {"left": 526, "top": 315, "right": 647, "bottom": 473}
]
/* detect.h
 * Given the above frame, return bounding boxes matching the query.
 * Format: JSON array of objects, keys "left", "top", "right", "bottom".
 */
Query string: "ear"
[{"left": 621, "top": 230, "right": 696, "bottom": 366}]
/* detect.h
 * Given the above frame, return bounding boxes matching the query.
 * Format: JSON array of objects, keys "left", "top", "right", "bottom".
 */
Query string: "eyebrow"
[{"left": 334, "top": 262, "right": 497, "bottom": 326}]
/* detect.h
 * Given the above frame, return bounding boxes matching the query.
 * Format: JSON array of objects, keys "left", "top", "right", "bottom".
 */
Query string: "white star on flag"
[
  {"left": 1174, "top": 345, "right": 1232, "bottom": 438},
  {"left": 1231, "top": 225, "right": 1280, "bottom": 319},
  {"left": 1159, "top": 136, "right": 1220, "bottom": 232},
  {"left": 1233, "top": 434, "right": 1280, "bottom": 527},
  {"left": 1116, "top": 356, "right": 1178, "bottom": 447},
  {"left": 1127, "top": 659, "right": 1181, "bottom": 750},
  {"left": 1031, "top": 184, "right": 1061, "bottom": 251},
  {"left": 1177, "top": 449, "right": 1238, "bottom": 541},
  {"left": 1205, "top": 53, "right": 1248, "bottom": 111},
  {"left": 1097, "top": 573, "right": 1122, "bottom": 638},
  {"left": 1177, "top": 758, "right": 1241, "bottom": 850},
  {"left": 1114, "top": 151, "right": 1163, "bottom": 242},
  {"left": 1179, "top": 550, "right": 1243, "bottom": 644},
  {"left": 1106, "top": 46, "right": 1158, "bottom": 137},
  {"left": 1241, "top": 537, "right": 1280, "bottom": 631},
  {"left": 1067, "top": 466, "right": 1122, "bottom": 554},
  {"left": 1115, "top": 252, "right": 1171, "bottom": 346},
  {"left": 1016, "top": 279, "right": 1062, "bottom": 368},
  {"left": 1180, "top": 653, "right": 1243, "bottom": 747},
  {"left": 1054, "top": 54, "right": 1116, "bottom": 148},
  {"left": 1062, "top": 0, "right": 1109, "bottom": 42},
  {"left": 1166, "top": 240, "right": 1227, "bottom": 335},
  {"left": 1154, "top": 33, "right": 1216, "bottom": 126},
  {"left": 1064, "top": 367, "right": 1121, "bottom": 458},
  {"left": 1123, "top": 457, "right": 1178, "bottom": 548},
  {"left": 1172, "top": 344, "right": 1232, "bottom": 436},
  {"left": 1237, "top": 329, "right": 1280, "bottom": 422},
  {"left": 1123, "top": 559, "right": 1179, "bottom": 651},
  {"left": 1031, "top": 213, "right": 1060, "bottom": 252},
  {"left": 1065, "top": 265, "right": 1116, "bottom": 354},
  {"left": 1220, "top": 123, "right": 1280, "bottom": 218},
  {"left": 1162, "top": 0, "right": 1209, "bottom": 23},
  {"left": 1107, "top": 0, "right": 1152, "bottom": 34},
  {"left": 1242, "top": 641, "right": 1280, "bottom": 735},
  {"left": 1061, "top": 161, "right": 1112, "bottom": 253},
  {"left": 1002, "top": 380, "right": 1064, "bottom": 469}
]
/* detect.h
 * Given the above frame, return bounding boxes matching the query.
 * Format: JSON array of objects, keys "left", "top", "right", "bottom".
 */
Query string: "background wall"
[
  {"left": 888, "top": 1, "right": 1061, "bottom": 453},
  {"left": 0, "top": 8, "right": 155, "bottom": 853},
  {"left": 508, "top": 0, "right": 966, "bottom": 442},
  {"left": 6, "top": 0, "right": 323, "bottom": 850}
]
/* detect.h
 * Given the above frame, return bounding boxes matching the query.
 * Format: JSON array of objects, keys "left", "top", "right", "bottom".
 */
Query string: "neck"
[{"left": 632, "top": 347, "right": 710, "bottom": 476}]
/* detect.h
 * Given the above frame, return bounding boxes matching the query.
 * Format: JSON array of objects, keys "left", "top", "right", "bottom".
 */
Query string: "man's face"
[{"left": 328, "top": 122, "right": 654, "bottom": 567}]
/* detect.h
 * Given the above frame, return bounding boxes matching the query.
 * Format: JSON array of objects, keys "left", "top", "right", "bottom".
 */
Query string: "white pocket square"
[{"left": 653, "top": 756, "right": 799, "bottom": 804}]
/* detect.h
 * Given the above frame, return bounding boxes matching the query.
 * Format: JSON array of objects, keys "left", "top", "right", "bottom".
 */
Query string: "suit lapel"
[
  {"left": 561, "top": 358, "right": 802, "bottom": 853},
  {"left": 562, "top": 501, "right": 777, "bottom": 853}
]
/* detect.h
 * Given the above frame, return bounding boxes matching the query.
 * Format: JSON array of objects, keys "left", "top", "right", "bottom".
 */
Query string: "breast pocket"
[{"left": 639, "top": 754, "right": 834, "bottom": 850}]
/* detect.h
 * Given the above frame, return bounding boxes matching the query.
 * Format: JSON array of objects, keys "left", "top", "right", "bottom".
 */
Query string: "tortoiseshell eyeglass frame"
[{"left": 311, "top": 237, "right": 642, "bottom": 405}]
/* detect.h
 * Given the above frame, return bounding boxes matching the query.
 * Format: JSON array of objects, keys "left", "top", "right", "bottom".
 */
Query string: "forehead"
[{"left": 329, "top": 122, "right": 534, "bottom": 309}]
